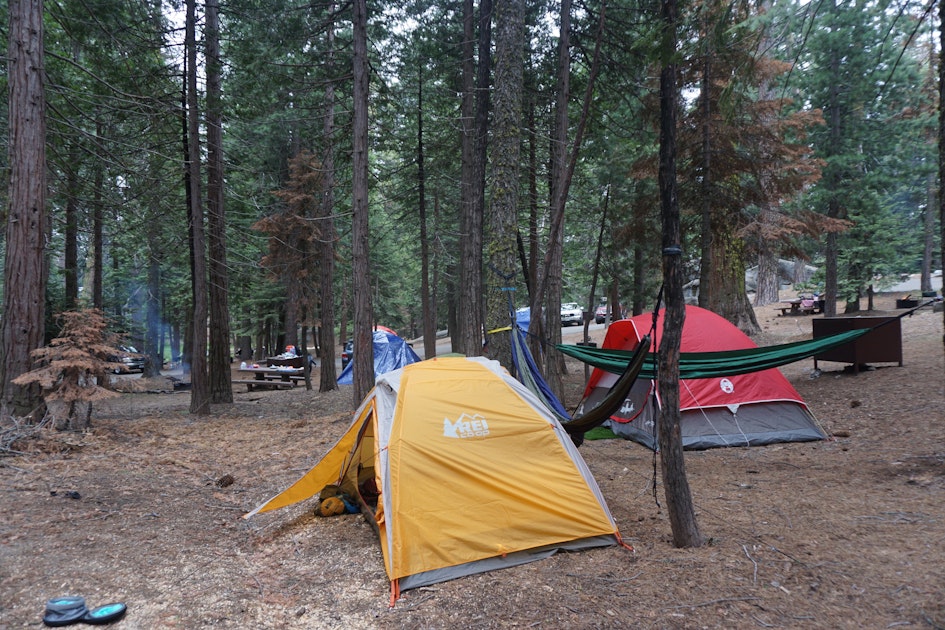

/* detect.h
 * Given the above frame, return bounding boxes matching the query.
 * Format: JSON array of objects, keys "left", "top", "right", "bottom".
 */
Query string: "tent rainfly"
[
  {"left": 576, "top": 305, "right": 827, "bottom": 450},
  {"left": 246, "top": 356, "right": 629, "bottom": 602}
]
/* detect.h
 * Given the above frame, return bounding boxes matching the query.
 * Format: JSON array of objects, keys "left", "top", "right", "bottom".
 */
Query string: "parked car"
[
  {"left": 594, "top": 304, "right": 608, "bottom": 324},
  {"left": 112, "top": 345, "right": 146, "bottom": 373},
  {"left": 341, "top": 339, "right": 354, "bottom": 369},
  {"left": 560, "top": 302, "right": 583, "bottom": 327}
]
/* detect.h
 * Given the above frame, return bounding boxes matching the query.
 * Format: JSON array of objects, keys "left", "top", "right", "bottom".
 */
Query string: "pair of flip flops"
[{"left": 43, "top": 596, "right": 126, "bottom": 627}]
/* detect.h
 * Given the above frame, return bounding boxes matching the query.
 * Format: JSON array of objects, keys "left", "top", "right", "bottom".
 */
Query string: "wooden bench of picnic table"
[
  {"left": 232, "top": 378, "right": 294, "bottom": 391},
  {"left": 235, "top": 366, "right": 305, "bottom": 391}
]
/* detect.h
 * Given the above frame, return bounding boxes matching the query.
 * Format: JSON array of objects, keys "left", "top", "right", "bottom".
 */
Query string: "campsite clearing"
[{"left": 1, "top": 294, "right": 943, "bottom": 628}]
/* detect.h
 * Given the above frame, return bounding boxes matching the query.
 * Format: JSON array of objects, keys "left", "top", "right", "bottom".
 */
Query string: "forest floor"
[{"left": 1, "top": 293, "right": 944, "bottom": 629}]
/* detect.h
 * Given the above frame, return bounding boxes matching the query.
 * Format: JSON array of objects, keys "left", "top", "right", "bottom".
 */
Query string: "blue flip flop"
[
  {"left": 82, "top": 602, "right": 127, "bottom": 625},
  {"left": 43, "top": 596, "right": 88, "bottom": 627}
]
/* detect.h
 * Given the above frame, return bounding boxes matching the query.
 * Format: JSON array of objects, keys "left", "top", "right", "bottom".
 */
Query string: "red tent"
[{"left": 577, "top": 306, "right": 826, "bottom": 450}]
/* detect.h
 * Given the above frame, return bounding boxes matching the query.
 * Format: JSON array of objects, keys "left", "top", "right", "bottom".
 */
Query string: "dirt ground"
[{"left": 1, "top": 294, "right": 943, "bottom": 629}]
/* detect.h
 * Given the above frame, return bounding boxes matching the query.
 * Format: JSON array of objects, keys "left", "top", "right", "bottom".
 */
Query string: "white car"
[{"left": 560, "top": 302, "right": 583, "bottom": 326}]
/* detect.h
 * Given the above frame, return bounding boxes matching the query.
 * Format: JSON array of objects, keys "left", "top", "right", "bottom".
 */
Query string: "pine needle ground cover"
[{"left": 1, "top": 295, "right": 942, "bottom": 628}]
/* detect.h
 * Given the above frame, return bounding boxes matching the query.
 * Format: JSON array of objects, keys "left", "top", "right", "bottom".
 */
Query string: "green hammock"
[{"left": 556, "top": 328, "right": 872, "bottom": 380}]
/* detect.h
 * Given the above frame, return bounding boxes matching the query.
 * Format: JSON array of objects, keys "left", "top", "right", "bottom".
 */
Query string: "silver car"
[{"left": 560, "top": 302, "right": 583, "bottom": 326}]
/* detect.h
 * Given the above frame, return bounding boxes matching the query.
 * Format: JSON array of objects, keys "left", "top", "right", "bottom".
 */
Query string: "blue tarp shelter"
[
  {"left": 337, "top": 330, "right": 421, "bottom": 385},
  {"left": 515, "top": 307, "right": 530, "bottom": 330}
]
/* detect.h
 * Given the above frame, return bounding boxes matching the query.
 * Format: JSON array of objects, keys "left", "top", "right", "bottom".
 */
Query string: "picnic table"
[
  {"left": 234, "top": 365, "right": 305, "bottom": 391},
  {"left": 777, "top": 297, "right": 823, "bottom": 317}
]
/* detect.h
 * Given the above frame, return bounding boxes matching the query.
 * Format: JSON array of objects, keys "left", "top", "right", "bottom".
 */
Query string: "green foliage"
[
  {"left": 778, "top": 0, "right": 935, "bottom": 290},
  {"left": 13, "top": 0, "right": 940, "bottom": 366}
]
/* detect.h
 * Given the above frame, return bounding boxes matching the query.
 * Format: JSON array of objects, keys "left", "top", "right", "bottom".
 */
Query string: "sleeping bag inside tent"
[
  {"left": 247, "top": 356, "right": 625, "bottom": 596},
  {"left": 575, "top": 305, "right": 826, "bottom": 450}
]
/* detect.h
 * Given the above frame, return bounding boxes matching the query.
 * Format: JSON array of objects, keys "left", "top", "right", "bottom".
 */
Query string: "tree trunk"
[
  {"left": 541, "top": 0, "right": 572, "bottom": 398},
  {"left": 456, "top": 0, "right": 478, "bottom": 356},
  {"left": 529, "top": 0, "right": 605, "bottom": 356},
  {"left": 64, "top": 141, "right": 79, "bottom": 310},
  {"left": 144, "top": 157, "right": 163, "bottom": 378},
  {"left": 2, "top": 0, "right": 48, "bottom": 418},
  {"left": 701, "top": 218, "right": 761, "bottom": 335},
  {"left": 527, "top": 96, "right": 539, "bottom": 297},
  {"left": 351, "top": 0, "right": 374, "bottom": 404},
  {"left": 940, "top": 0, "right": 945, "bottom": 358},
  {"left": 205, "top": 0, "right": 233, "bottom": 404},
  {"left": 658, "top": 0, "right": 703, "bottom": 549},
  {"left": 583, "top": 186, "right": 609, "bottom": 382},
  {"left": 458, "top": 0, "right": 492, "bottom": 357},
  {"left": 631, "top": 209, "right": 645, "bottom": 317},
  {"left": 186, "top": 0, "right": 210, "bottom": 415},
  {"left": 697, "top": 43, "right": 713, "bottom": 310},
  {"left": 300, "top": 323, "right": 311, "bottom": 390},
  {"left": 921, "top": 170, "right": 935, "bottom": 294},
  {"left": 417, "top": 68, "right": 436, "bottom": 360},
  {"left": 318, "top": 5, "right": 339, "bottom": 393},
  {"left": 693, "top": 13, "right": 758, "bottom": 334},
  {"left": 754, "top": 208, "right": 781, "bottom": 306},
  {"left": 753, "top": 15, "right": 782, "bottom": 309},
  {"left": 823, "top": 0, "right": 841, "bottom": 319},
  {"left": 92, "top": 123, "right": 104, "bottom": 311},
  {"left": 283, "top": 288, "right": 298, "bottom": 349},
  {"left": 484, "top": 0, "right": 525, "bottom": 369}
]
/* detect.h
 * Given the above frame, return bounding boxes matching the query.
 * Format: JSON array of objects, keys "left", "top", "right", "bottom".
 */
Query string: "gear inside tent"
[{"left": 575, "top": 305, "right": 827, "bottom": 450}]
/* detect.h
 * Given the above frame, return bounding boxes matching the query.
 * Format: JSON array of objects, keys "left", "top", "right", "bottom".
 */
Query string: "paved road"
[{"left": 886, "top": 272, "right": 942, "bottom": 294}]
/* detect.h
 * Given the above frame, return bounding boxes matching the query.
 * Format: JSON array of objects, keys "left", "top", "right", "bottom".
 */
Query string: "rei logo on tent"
[{"left": 443, "top": 413, "right": 490, "bottom": 439}]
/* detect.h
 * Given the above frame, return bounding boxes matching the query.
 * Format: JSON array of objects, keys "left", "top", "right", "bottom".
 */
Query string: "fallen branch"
[
  {"left": 0, "top": 413, "right": 54, "bottom": 456},
  {"left": 743, "top": 545, "right": 759, "bottom": 584}
]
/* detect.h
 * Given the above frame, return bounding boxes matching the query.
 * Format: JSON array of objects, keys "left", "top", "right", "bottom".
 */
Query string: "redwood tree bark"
[
  {"left": 417, "top": 69, "right": 436, "bottom": 360},
  {"left": 823, "top": 0, "right": 841, "bottom": 319},
  {"left": 458, "top": 0, "right": 491, "bottom": 357},
  {"left": 318, "top": 5, "right": 339, "bottom": 392},
  {"left": 939, "top": 0, "right": 945, "bottom": 355},
  {"left": 484, "top": 0, "right": 525, "bottom": 369},
  {"left": 700, "top": 217, "right": 761, "bottom": 335},
  {"left": 2, "top": 0, "right": 48, "bottom": 418},
  {"left": 456, "top": 0, "right": 478, "bottom": 356},
  {"left": 206, "top": 0, "right": 233, "bottom": 403},
  {"left": 92, "top": 121, "right": 104, "bottom": 310},
  {"left": 64, "top": 140, "right": 79, "bottom": 310},
  {"left": 351, "top": 0, "right": 374, "bottom": 404},
  {"left": 541, "top": 0, "right": 572, "bottom": 398},
  {"left": 185, "top": 0, "right": 210, "bottom": 415}
]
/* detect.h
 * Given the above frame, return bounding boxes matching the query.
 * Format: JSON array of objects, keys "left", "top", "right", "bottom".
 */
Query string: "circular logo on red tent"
[{"left": 719, "top": 378, "right": 734, "bottom": 394}]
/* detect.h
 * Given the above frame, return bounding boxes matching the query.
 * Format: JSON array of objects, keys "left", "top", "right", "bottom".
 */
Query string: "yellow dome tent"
[{"left": 245, "top": 356, "right": 629, "bottom": 602}]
